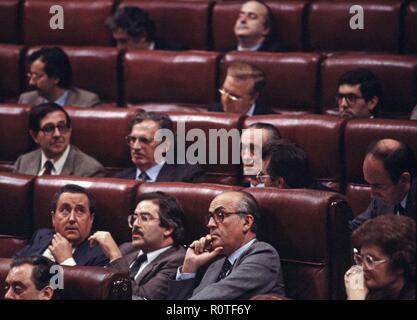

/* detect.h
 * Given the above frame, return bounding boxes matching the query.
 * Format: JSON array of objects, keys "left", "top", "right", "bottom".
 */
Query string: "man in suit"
[
  {"left": 241, "top": 122, "right": 281, "bottom": 187},
  {"left": 226, "top": 1, "right": 285, "bottom": 52},
  {"left": 18, "top": 47, "right": 100, "bottom": 107},
  {"left": 209, "top": 62, "right": 272, "bottom": 115},
  {"left": 114, "top": 110, "right": 205, "bottom": 182},
  {"left": 336, "top": 69, "right": 382, "bottom": 119},
  {"left": 258, "top": 139, "right": 335, "bottom": 191},
  {"left": 168, "top": 191, "right": 285, "bottom": 300},
  {"left": 106, "top": 6, "right": 187, "bottom": 51},
  {"left": 14, "top": 184, "right": 109, "bottom": 267},
  {"left": 350, "top": 139, "right": 417, "bottom": 230},
  {"left": 89, "top": 191, "right": 186, "bottom": 300},
  {"left": 13, "top": 102, "right": 105, "bottom": 177}
]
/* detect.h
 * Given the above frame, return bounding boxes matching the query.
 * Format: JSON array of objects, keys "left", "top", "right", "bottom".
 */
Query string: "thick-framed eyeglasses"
[
  {"left": 27, "top": 72, "right": 45, "bottom": 81},
  {"left": 125, "top": 135, "right": 154, "bottom": 147},
  {"left": 218, "top": 88, "right": 242, "bottom": 102},
  {"left": 256, "top": 171, "right": 270, "bottom": 184},
  {"left": 205, "top": 210, "right": 247, "bottom": 225},
  {"left": 353, "top": 251, "right": 387, "bottom": 270},
  {"left": 39, "top": 122, "right": 70, "bottom": 135},
  {"left": 128, "top": 213, "right": 159, "bottom": 228},
  {"left": 335, "top": 93, "right": 365, "bottom": 105}
]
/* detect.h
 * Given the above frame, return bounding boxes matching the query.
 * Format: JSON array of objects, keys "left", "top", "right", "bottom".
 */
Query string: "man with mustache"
[
  {"left": 14, "top": 184, "right": 109, "bottom": 266},
  {"left": 13, "top": 102, "right": 104, "bottom": 177},
  {"left": 336, "top": 69, "right": 382, "bottom": 119},
  {"left": 168, "top": 191, "right": 285, "bottom": 300},
  {"left": 18, "top": 47, "right": 100, "bottom": 107},
  {"left": 89, "top": 192, "right": 186, "bottom": 300}
]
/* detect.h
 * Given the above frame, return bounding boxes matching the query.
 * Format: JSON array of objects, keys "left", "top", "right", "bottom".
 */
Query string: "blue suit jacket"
[
  {"left": 208, "top": 102, "right": 273, "bottom": 115},
  {"left": 14, "top": 229, "right": 109, "bottom": 266}
]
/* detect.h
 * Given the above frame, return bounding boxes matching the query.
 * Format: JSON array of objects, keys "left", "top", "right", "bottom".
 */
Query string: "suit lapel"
[
  {"left": 65, "top": 89, "right": 76, "bottom": 106},
  {"left": 134, "top": 247, "right": 175, "bottom": 284},
  {"left": 60, "top": 146, "right": 75, "bottom": 175},
  {"left": 155, "top": 163, "right": 169, "bottom": 182}
]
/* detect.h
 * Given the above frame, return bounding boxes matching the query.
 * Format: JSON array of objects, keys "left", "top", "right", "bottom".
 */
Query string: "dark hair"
[
  {"left": 352, "top": 215, "right": 416, "bottom": 283},
  {"left": 28, "top": 47, "right": 72, "bottom": 89},
  {"left": 50, "top": 184, "right": 96, "bottom": 215},
  {"left": 262, "top": 139, "right": 313, "bottom": 188},
  {"left": 129, "top": 110, "right": 173, "bottom": 133},
  {"left": 106, "top": 6, "right": 156, "bottom": 42},
  {"left": 136, "top": 191, "right": 185, "bottom": 245},
  {"left": 247, "top": 122, "right": 281, "bottom": 141},
  {"left": 366, "top": 139, "right": 416, "bottom": 183},
  {"left": 254, "top": 0, "right": 276, "bottom": 43},
  {"left": 10, "top": 256, "right": 57, "bottom": 291},
  {"left": 29, "top": 102, "right": 71, "bottom": 133}
]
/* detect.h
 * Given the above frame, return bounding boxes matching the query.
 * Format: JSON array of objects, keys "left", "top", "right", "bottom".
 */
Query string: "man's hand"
[
  {"left": 182, "top": 235, "right": 223, "bottom": 273},
  {"left": 49, "top": 233, "right": 73, "bottom": 263},
  {"left": 89, "top": 231, "right": 122, "bottom": 262}
]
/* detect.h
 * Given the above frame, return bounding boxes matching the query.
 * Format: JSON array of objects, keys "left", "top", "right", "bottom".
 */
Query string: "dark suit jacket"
[
  {"left": 107, "top": 244, "right": 186, "bottom": 300},
  {"left": 350, "top": 176, "right": 417, "bottom": 230},
  {"left": 114, "top": 162, "right": 206, "bottom": 183},
  {"left": 154, "top": 39, "right": 188, "bottom": 51},
  {"left": 13, "top": 145, "right": 105, "bottom": 177},
  {"left": 14, "top": 228, "right": 109, "bottom": 266},
  {"left": 209, "top": 102, "right": 273, "bottom": 115},
  {"left": 167, "top": 240, "right": 285, "bottom": 300},
  {"left": 222, "top": 39, "right": 287, "bottom": 53}
]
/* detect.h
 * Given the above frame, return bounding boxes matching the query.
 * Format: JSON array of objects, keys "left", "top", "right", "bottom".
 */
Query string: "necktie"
[
  {"left": 216, "top": 259, "right": 232, "bottom": 282},
  {"left": 42, "top": 160, "right": 54, "bottom": 175},
  {"left": 130, "top": 254, "right": 147, "bottom": 280},
  {"left": 137, "top": 171, "right": 150, "bottom": 182},
  {"left": 394, "top": 204, "right": 405, "bottom": 215}
]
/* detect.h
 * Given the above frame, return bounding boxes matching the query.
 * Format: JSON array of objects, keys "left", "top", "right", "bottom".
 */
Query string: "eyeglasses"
[
  {"left": 128, "top": 213, "right": 159, "bottom": 228},
  {"left": 39, "top": 122, "right": 70, "bottom": 135},
  {"left": 125, "top": 135, "right": 154, "bottom": 147},
  {"left": 27, "top": 72, "right": 45, "bottom": 81},
  {"left": 218, "top": 88, "right": 243, "bottom": 102},
  {"left": 256, "top": 171, "right": 270, "bottom": 184},
  {"left": 353, "top": 251, "right": 388, "bottom": 270},
  {"left": 335, "top": 93, "right": 365, "bottom": 105},
  {"left": 205, "top": 210, "right": 247, "bottom": 225}
]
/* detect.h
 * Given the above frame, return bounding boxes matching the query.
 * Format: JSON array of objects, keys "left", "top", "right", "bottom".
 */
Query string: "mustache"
[{"left": 132, "top": 227, "right": 144, "bottom": 236}]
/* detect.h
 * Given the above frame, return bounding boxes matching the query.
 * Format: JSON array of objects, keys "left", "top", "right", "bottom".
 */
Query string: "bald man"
[{"left": 350, "top": 139, "right": 417, "bottom": 230}]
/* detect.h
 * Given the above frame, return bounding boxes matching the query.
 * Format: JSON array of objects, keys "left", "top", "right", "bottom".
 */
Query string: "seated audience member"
[
  {"left": 13, "top": 103, "right": 105, "bottom": 177},
  {"left": 411, "top": 105, "right": 417, "bottom": 120},
  {"left": 106, "top": 6, "right": 186, "bottom": 51},
  {"left": 345, "top": 215, "right": 415, "bottom": 300},
  {"left": 89, "top": 192, "right": 186, "bottom": 300},
  {"left": 14, "top": 184, "right": 109, "bottom": 267},
  {"left": 114, "top": 110, "right": 205, "bottom": 182},
  {"left": 4, "top": 256, "right": 57, "bottom": 300},
  {"left": 168, "top": 191, "right": 285, "bottom": 300},
  {"left": 350, "top": 139, "right": 416, "bottom": 230},
  {"left": 227, "top": 1, "right": 285, "bottom": 52},
  {"left": 258, "top": 139, "right": 334, "bottom": 191},
  {"left": 336, "top": 68, "right": 382, "bottom": 119},
  {"left": 209, "top": 62, "right": 272, "bottom": 115},
  {"left": 18, "top": 47, "right": 100, "bottom": 107},
  {"left": 241, "top": 122, "right": 281, "bottom": 187}
]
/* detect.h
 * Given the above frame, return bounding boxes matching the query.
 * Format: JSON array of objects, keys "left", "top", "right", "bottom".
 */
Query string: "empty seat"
[
  {"left": 212, "top": 0, "right": 307, "bottom": 51},
  {"left": 120, "top": 0, "right": 212, "bottom": 50},
  {"left": 344, "top": 118, "right": 417, "bottom": 216},
  {"left": 123, "top": 50, "right": 220, "bottom": 105},
  {"left": 222, "top": 52, "right": 321, "bottom": 114},
  {"left": 404, "top": 1, "right": 417, "bottom": 53},
  {"left": 320, "top": 53, "right": 417, "bottom": 118},
  {"left": 307, "top": 0, "right": 402, "bottom": 52},
  {"left": 0, "top": 45, "right": 24, "bottom": 102},
  {"left": 0, "top": 0, "right": 20, "bottom": 43},
  {"left": 244, "top": 114, "right": 346, "bottom": 192},
  {"left": 23, "top": 0, "right": 113, "bottom": 46},
  {"left": 0, "top": 236, "right": 27, "bottom": 258}
]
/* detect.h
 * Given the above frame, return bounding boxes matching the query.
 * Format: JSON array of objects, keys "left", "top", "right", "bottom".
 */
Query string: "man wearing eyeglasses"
[
  {"left": 18, "top": 47, "right": 100, "bottom": 107},
  {"left": 209, "top": 62, "right": 272, "bottom": 116},
  {"left": 114, "top": 110, "right": 205, "bottom": 182},
  {"left": 336, "top": 68, "right": 382, "bottom": 119},
  {"left": 13, "top": 103, "right": 105, "bottom": 177},
  {"left": 14, "top": 184, "right": 109, "bottom": 267},
  {"left": 168, "top": 191, "right": 285, "bottom": 300},
  {"left": 89, "top": 192, "right": 186, "bottom": 300}
]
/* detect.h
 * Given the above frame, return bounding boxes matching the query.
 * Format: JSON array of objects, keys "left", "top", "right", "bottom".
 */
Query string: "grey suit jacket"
[
  {"left": 411, "top": 104, "right": 417, "bottom": 120},
  {"left": 13, "top": 145, "right": 105, "bottom": 177},
  {"left": 107, "top": 243, "right": 186, "bottom": 300},
  {"left": 167, "top": 240, "right": 285, "bottom": 300},
  {"left": 18, "top": 87, "right": 100, "bottom": 107}
]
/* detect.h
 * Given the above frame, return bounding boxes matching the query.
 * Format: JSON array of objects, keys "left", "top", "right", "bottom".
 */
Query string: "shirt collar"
[
  {"left": 40, "top": 145, "right": 71, "bottom": 175},
  {"left": 227, "top": 239, "right": 256, "bottom": 265},
  {"left": 246, "top": 103, "right": 256, "bottom": 116},
  {"left": 136, "top": 161, "right": 165, "bottom": 182},
  {"left": 400, "top": 193, "right": 408, "bottom": 209},
  {"left": 237, "top": 43, "right": 263, "bottom": 52},
  {"left": 54, "top": 90, "right": 70, "bottom": 107}
]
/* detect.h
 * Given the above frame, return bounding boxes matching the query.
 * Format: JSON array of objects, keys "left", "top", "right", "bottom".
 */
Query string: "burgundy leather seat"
[
  {"left": 404, "top": 1, "right": 417, "bottom": 54},
  {"left": 0, "top": 45, "right": 24, "bottom": 102},
  {"left": 0, "top": 0, "right": 19, "bottom": 43}
]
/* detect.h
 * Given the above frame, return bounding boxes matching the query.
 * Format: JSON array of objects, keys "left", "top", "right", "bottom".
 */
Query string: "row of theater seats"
[
  {"left": 0, "top": 0, "right": 416, "bottom": 53},
  {"left": 1, "top": 105, "right": 417, "bottom": 216},
  {"left": 1, "top": 46, "right": 417, "bottom": 117},
  {"left": 0, "top": 173, "right": 353, "bottom": 299}
]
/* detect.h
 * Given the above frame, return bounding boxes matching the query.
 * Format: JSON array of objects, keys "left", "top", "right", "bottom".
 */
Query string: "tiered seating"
[
  {"left": 404, "top": 1, "right": 417, "bottom": 53},
  {"left": 0, "top": 0, "right": 20, "bottom": 43},
  {"left": 0, "top": 45, "right": 24, "bottom": 102}
]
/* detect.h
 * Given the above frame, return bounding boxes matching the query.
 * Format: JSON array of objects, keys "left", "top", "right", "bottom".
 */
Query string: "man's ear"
[
  {"left": 30, "top": 130, "right": 39, "bottom": 144},
  {"left": 163, "top": 226, "right": 174, "bottom": 238},
  {"left": 367, "top": 96, "right": 379, "bottom": 112},
  {"left": 40, "top": 286, "right": 54, "bottom": 300},
  {"left": 398, "top": 172, "right": 411, "bottom": 185},
  {"left": 242, "top": 214, "right": 254, "bottom": 233},
  {"left": 276, "top": 176, "right": 286, "bottom": 189}
]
